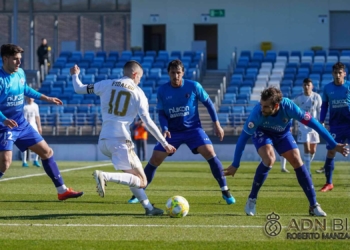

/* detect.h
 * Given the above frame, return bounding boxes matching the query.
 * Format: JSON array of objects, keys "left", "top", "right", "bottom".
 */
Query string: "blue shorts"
[
  {"left": 252, "top": 130, "right": 298, "bottom": 155},
  {"left": 153, "top": 128, "right": 212, "bottom": 155},
  {"left": 0, "top": 121, "right": 44, "bottom": 152},
  {"left": 329, "top": 126, "right": 350, "bottom": 144}
]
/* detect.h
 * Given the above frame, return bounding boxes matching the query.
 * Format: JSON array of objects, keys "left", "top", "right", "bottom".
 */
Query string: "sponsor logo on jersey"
[
  {"left": 168, "top": 106, "right": 190, "bottom": 118},
  {"left": 166, "top": 96, "right": 172, "bottom": 100},
  {"left": 331, "top": 99, "right": 348, "bottom": 108},
  {"left": 248, "top": 122, "right": 254, "bottom": 129},
  {"left": 283, "top": 118, "right": 289, "bottom": 123},
  {"left": 6, "top": 93, "right": 24, "bottom": 106}
]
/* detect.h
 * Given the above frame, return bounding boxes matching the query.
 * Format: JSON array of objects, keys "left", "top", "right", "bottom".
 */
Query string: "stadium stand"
[
  {"left": 34, "top": 48, "right": 344, "bottom": 136},
  {"left": 37, "top": 50, "right": 205, "bottom": 135}
]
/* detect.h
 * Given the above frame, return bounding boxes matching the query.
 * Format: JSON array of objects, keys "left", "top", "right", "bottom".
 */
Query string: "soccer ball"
[{"left": 165, "top": 195, "right": 190, "bottom": 218}]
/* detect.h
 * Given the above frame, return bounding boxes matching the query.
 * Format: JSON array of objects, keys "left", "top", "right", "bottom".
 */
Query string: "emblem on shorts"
[{"left": 248, "top": 122, "right": 254, "bottom": 129}]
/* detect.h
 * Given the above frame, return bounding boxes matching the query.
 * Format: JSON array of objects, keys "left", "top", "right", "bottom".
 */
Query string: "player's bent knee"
[{"left": 41, "top": 147, "right": 53, "bottom": 160}]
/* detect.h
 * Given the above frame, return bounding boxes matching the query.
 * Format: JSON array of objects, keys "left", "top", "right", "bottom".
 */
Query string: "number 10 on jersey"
[{"left": 108, "top": 90, "right": 131, "bottom": 116}]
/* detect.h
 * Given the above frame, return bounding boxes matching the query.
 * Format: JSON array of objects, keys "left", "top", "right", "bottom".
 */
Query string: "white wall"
[
  {"left": 13, "top": 143, "right": 350, "bottom": 162},
  {"left": 131, "top": 0, "right": 350, "bottom": 69}
]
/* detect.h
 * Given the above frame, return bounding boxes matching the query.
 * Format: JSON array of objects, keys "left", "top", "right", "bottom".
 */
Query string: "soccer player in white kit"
[
  {"left": 281, "top": 78, "right": 322, "bottom": 175},
  {"left": 70, "top": 61, "right": 176, "bottom": 216},
  {"left": 22, "top": 97, "right": 42, "bottom": 167}
]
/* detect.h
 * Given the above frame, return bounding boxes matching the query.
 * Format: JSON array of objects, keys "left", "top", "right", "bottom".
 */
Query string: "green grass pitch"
[{"left": 0, "top": 161, "right": 349, "bottom": 249}]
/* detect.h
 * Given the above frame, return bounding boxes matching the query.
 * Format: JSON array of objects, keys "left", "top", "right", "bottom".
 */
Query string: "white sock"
[
  {"left": 304, "top": 153, "right": 311, "bottom": 175},
  {"left": 102, "top": 172, "right": 141, "bottom": 188},
  {"left": 310, "top": 153, "right": 315, "bottom": 162},
  {"left": 23, "top": 151, "right": 27, "bottom": 164},
  {"left": 130, "top": 187, "right": 153, "bottom": 209},
  {"left": 34, "top": 154, "right": 39, "bottom": 161},
  {"left": 57, "top": 184, "right": 68, "bottom": 194},
  {"left": 280, "top": 156, "right": 286, "bottom": 169},
  {"left": 220, "top": 186, "right": 228, "bottom": 191}
]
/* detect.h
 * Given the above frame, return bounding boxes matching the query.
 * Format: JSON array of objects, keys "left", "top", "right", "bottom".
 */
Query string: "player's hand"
[
  {"left": 47, "top": 97, "right": 63, "bottom": 105},
  {"left": 38, "top": 126, "right": 42, "bottom": 135},
  {"left": 3, "top": 119, "right": 18, "bottom": 129},
  {"left": 163, "top": 131, "right": 171, "bottom": 138},
  {"left": 223, "top": 165, "right": 238, "bottom": 177},
  {"left": 334, "top": 143, "right": 349, "bottom": 157},
  {"left": 70, "top": 65, "right": 80, "bottom": 75},
  {"left": 213, "top": 121, "right": 224, "bottom": 141},
  {"left": 164, "top": 144, "right": 176, "bottom": 154}
]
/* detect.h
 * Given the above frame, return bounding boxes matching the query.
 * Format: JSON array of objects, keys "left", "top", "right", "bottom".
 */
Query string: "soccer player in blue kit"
[
  {"left": 223, "top": 87, "right": 348, "bottom": 216},
  {"left": 0, "top": 44, "right": 83, "bottom": 200},
  {"left": 319, "top": 62, "right": 350, "bottom": 192},
  {"left": 128, "top": 59, "right": 235, "bottom": 204}
]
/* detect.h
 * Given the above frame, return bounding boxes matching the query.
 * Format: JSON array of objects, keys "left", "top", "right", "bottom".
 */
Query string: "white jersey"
[
  {"left": 23, "top": 102, "right": 39, "bottom": 131},
  {"left": 293, "top": 92, "right": 322, "bottom": 133}
]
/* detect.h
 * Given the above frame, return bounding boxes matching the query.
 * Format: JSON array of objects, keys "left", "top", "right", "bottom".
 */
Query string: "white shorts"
[
  {"left": 98, "top": 139, "right": 142, "bottom": 171},
  {"left": 297, "top": 129, "right": 320, "bottom": 144}
]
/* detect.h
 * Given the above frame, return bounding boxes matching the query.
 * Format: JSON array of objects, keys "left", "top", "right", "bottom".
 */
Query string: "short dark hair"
[
  {"left": 303, "top": 78, "right": 313, "bottom": 84},
  {"left": 333, "top": 62, "right": 346, "bottom": 72},
  {"left": 1, "top": 44, "right": 24, "bottom": 58},
  {"left": 261, "top": 86, "right": 283, "bottom": 106},
  {"left": 123, "top": 60, "right": 143, "bottom": 72},
  {"left": 167, "top": 59, "right": 184, "bottom": 72}
]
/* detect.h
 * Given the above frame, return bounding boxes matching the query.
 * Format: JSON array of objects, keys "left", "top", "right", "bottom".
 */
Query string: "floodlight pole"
[{"left": 12, "top": 0, "right": 18, "bottom": 45}]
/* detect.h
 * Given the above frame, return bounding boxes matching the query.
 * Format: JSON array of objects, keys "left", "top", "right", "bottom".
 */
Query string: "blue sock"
[
  {"left": 0, "top": 172, "right": 3, "bottom": 178},
  {"left": 249, "top": 162, "right": 271, "bottom": 199},
  {"left": 295, "top": 165, "right": 317, "bottom": 206},
  {"left": 144, "top": 162, "right": 158, "bottom": 188},
  {"left": 208, "top": 156, "right": 227, "bottom": 188},
  {"left": 324, "top": 157, "right": 334, "bottom": 184},
  {"left": 41, "top": 156, "right": 64, "bottom": 187}
]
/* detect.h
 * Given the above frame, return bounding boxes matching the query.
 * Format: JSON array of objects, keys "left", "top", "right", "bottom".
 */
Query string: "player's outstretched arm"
[
  {"left": 223, "top": 165, "right": 238, "bottom": 177},
  {"left": 140, "top": 113, "right": 176, "bottom": 154},
  {"left": 3, "top": 119, "right": 18, "bottom": 129},
  {"left": 224, "top": 130, "right": 251, "bottom": 177},
  {"left": 70, "top": 65, "right": 92, "bottom": 94},
  {"left": 333, "top": 143, "right": 349, "bottom": 157},
  {"left": 213, "top": 121, "right": 224, "bottom": 141},
  {"left": 40, "top": 94, "right": 63, "bottom": 105}
]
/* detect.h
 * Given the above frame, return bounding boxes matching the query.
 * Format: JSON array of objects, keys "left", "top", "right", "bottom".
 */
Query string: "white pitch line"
[
  {"left": 0, "top": 163, "right": 112, "bottom": 182},
  {"left": 0, "top": 223, "right": 263, "bottom": 228}
]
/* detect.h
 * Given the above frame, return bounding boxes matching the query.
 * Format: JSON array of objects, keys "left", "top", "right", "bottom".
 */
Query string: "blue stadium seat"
[
  {"left": 217, "top": 113, "right": 230, "bottom": 127},
  {"left": 240, "top": 50, "right": 251, "bottom": 59},
  {"left": 45, "top": 74, "right": 57, "bottom": 82},
  {"left": 51, "top": 106, "right": 64, "bottom": 113},
  {"left": 53, "top": 81, "right": 66, "bottom": 89},
  {"left": 291, "top": 51, "right": 301, "bottom": 58},
  {"left": 64, "top": 106, "right": 77, "bottom": 114},
  {"left": 109, "top": 51, "right": 119, "bottom": 58},
  {"left": 86, "top": 68, "right": 98, "bottom": 75},
  {"left": 96, "top": 74, "right": 107, "bottom": 81},
  {"left": 145, "top": 51, "right": 156, "bottom": 57},
  {"left": 77, "top": 106, "right": 91, "bottom": 113},
  {"left": 96, "top": 51, "right": 107, "bottom": 59},
  {"left": 278, "top": 51, "right": 289, "bottom": 58},
  {"left": 59, "top": 51, "right": 71, "bottom": 58},
  {"left": 39, "top": 106, "right": 51, "bottom": 114}
]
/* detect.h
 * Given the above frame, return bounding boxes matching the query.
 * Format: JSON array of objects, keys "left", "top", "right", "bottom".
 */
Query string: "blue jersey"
[
  {"left": 157, "top": 79, "right": 208, "bottom": 132},
  {"left": 322, "top": 81, "right": 350, "bottom": 127},
  {"left": 0, "top": 68, "right": 41, "bottom": 130},
  {"left": 244, "top": 98, "right": 309, "bottom": 136}
]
